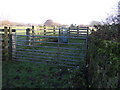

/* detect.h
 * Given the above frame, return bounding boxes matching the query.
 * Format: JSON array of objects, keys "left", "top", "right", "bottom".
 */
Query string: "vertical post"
[
  {"left": 0, "top": 30, "right": 2, "bottom": 61},
  {"left": 44, "top": 25, "right": 46, "bottom": 35},
  {"left": 87, "top": 27, "right": 89, "bottom": 37},
  {"left": 59, "top": 27, "right": 62, "bottom": 43},
  {"left": 53, "top": 26, "right": 55, "bottom": 35},
  {"left": 66, "top": 27, "right": 70, "bottom": 44},
  {"left": 61, "top": 27, "right": 63, "bottom": 34},
  {"left": 77, "top": 26, "right": 79, "bottom": 36},
  {"left": 12, "top": 29, "right": 16, "bottom": 60},
  {"left": 2, "top": 30, "right": 4, "bottom": 61},
  {"left": 3, "top": 26, "right": 9, "bottom": 61},
  {"left": 26, "top": 28, "right": 30, "bottom": 45},
  {"left": 57, "top": 27, "right": 60, "bottom": 62},
  {"left": 0, "top": 30, "right": 1, "bottom": 90},
  {"left": 68, "top": 27, "right": 70, "bottom": 37},
  {"left": 32, "top": 26, "right": 35, "bottom": 45},
  {"left": 8, "top": 27, "right": 12, "bottom": 61}
]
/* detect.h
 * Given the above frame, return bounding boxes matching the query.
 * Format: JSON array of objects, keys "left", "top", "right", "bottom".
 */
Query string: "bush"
[{"left": 88, "top": 24, "right": 120, "bottom": 88}]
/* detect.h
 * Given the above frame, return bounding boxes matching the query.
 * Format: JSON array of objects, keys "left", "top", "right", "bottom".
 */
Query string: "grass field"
[{"left": 3, "top": 60, "right": 85, "bottom": 88}]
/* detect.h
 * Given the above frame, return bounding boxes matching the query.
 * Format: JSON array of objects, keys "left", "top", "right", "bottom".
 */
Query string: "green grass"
[{"left": 2, "top": 60, "right": 86, "bottom": 88}]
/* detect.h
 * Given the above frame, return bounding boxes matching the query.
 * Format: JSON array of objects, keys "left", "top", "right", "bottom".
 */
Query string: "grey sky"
[{"left": 0, "top": 0, "right": 119, "bottom": 25}]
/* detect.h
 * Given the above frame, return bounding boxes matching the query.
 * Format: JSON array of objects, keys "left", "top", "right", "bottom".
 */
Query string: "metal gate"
[{"left": 12, "top": 26, "right": 88, "bottom": 67}]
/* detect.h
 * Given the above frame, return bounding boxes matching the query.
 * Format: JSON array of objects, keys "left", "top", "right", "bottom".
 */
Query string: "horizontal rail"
[
  {"left": 16, "top": 29, "right": 26, "bottom": 30},
  {"left": 70, "top": 31, "right": 87, "bottom": 33},
  {"left": 45, "top": 29, "right": 56, "bottom": 30},
  {"left": 12, "top": 49, "right": 80, "bottom": 55},
  {"left": 70, "top": 29, "right": 88, "bottom": 30},
  {"left": 34, "top": 31, "right": 59, "bottom": 33},
  {"left": 45, "top": 32, "right": 55, "bottom": 33},
  {"left": 37, "top": 29, "right": 57, "bottom": 30},
  {"left": 15, "top": 39, "right": 85, "bottom": 45},
  {"left": 13, "top": 59, "right": 76, "bottom": 68},
  {"left": 0, "top": 29, "right": 16, "bottom": 32},
  {"left": 69, "top": 34, "right": 87, "bottom": 36},
  {"left": 14, "top": 35, "right": 87, "bottom": 39},
  {"left": 13, "top": 56, "right": 78, "bottom": 65},
  {"left": 15, "top": 54, "right": 54, "bottom": 59},
  {"left": 60, "top": 54, "right": 84, "bottom": 59},
  {"left": 16, "top": 44, "right": 86, "bottom": 50},
  {"left": 16, "top": 32, "right": 26, "bottom": 33},
  {"left": 14, "top": 54, "right": 81, "bottom": 62},
  {"left": 13, "top": 51, "right": 83, "bottom": 60}
]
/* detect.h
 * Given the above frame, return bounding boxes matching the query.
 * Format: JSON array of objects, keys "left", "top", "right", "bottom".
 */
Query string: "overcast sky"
[{"left": 0, "top": 0, "right": 119, "bottom": 25}]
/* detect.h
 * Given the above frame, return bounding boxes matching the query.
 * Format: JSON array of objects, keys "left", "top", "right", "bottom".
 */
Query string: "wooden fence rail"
[{"left": 24, "top": 26, "right": 89, "bottom": 45}]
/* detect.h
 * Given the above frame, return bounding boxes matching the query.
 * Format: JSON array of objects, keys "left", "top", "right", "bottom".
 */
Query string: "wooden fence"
[
  {"left": 0, "top": 26, "right": 16, "bottom": 61},
  {"left": 24, "top": 26, "right": 89, "bottom": 45}
]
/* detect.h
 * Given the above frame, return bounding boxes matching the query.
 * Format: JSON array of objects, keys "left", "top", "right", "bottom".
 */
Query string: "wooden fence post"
[
  {"left": 57, "top": 27, "right": 60, "bottom": 61},
  {"left": 68, "top": 27, "right": 70, "bottom": 37},
  {"left": 87, "top": 27, "right": 89, "bottom": 37},
  {"left": 3, "top": 26, "right": 9, "bottom": 61},
  {"left": 77, "top": 26, "right": 79, "bottom": 36},
  {"left": 11, "top": 29, "right": 16, "bottom": 60},
  {"left": 53, "top": 26, "right": 56, "bottom": 35},
  {"left": 44, "top": 25, "right": 46, "bottom": 35},
  {"left": 8, "top": 27, "right": 12, "bottom": 61},
  {"left": 26, "top": 28, "right": 31, "bottom": 45},
  {"left": 32, "top": 26, "right": 35, "bottom": 45},
  {"left": 0, "top": 29, "right": 2, "bottom": 61}
]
